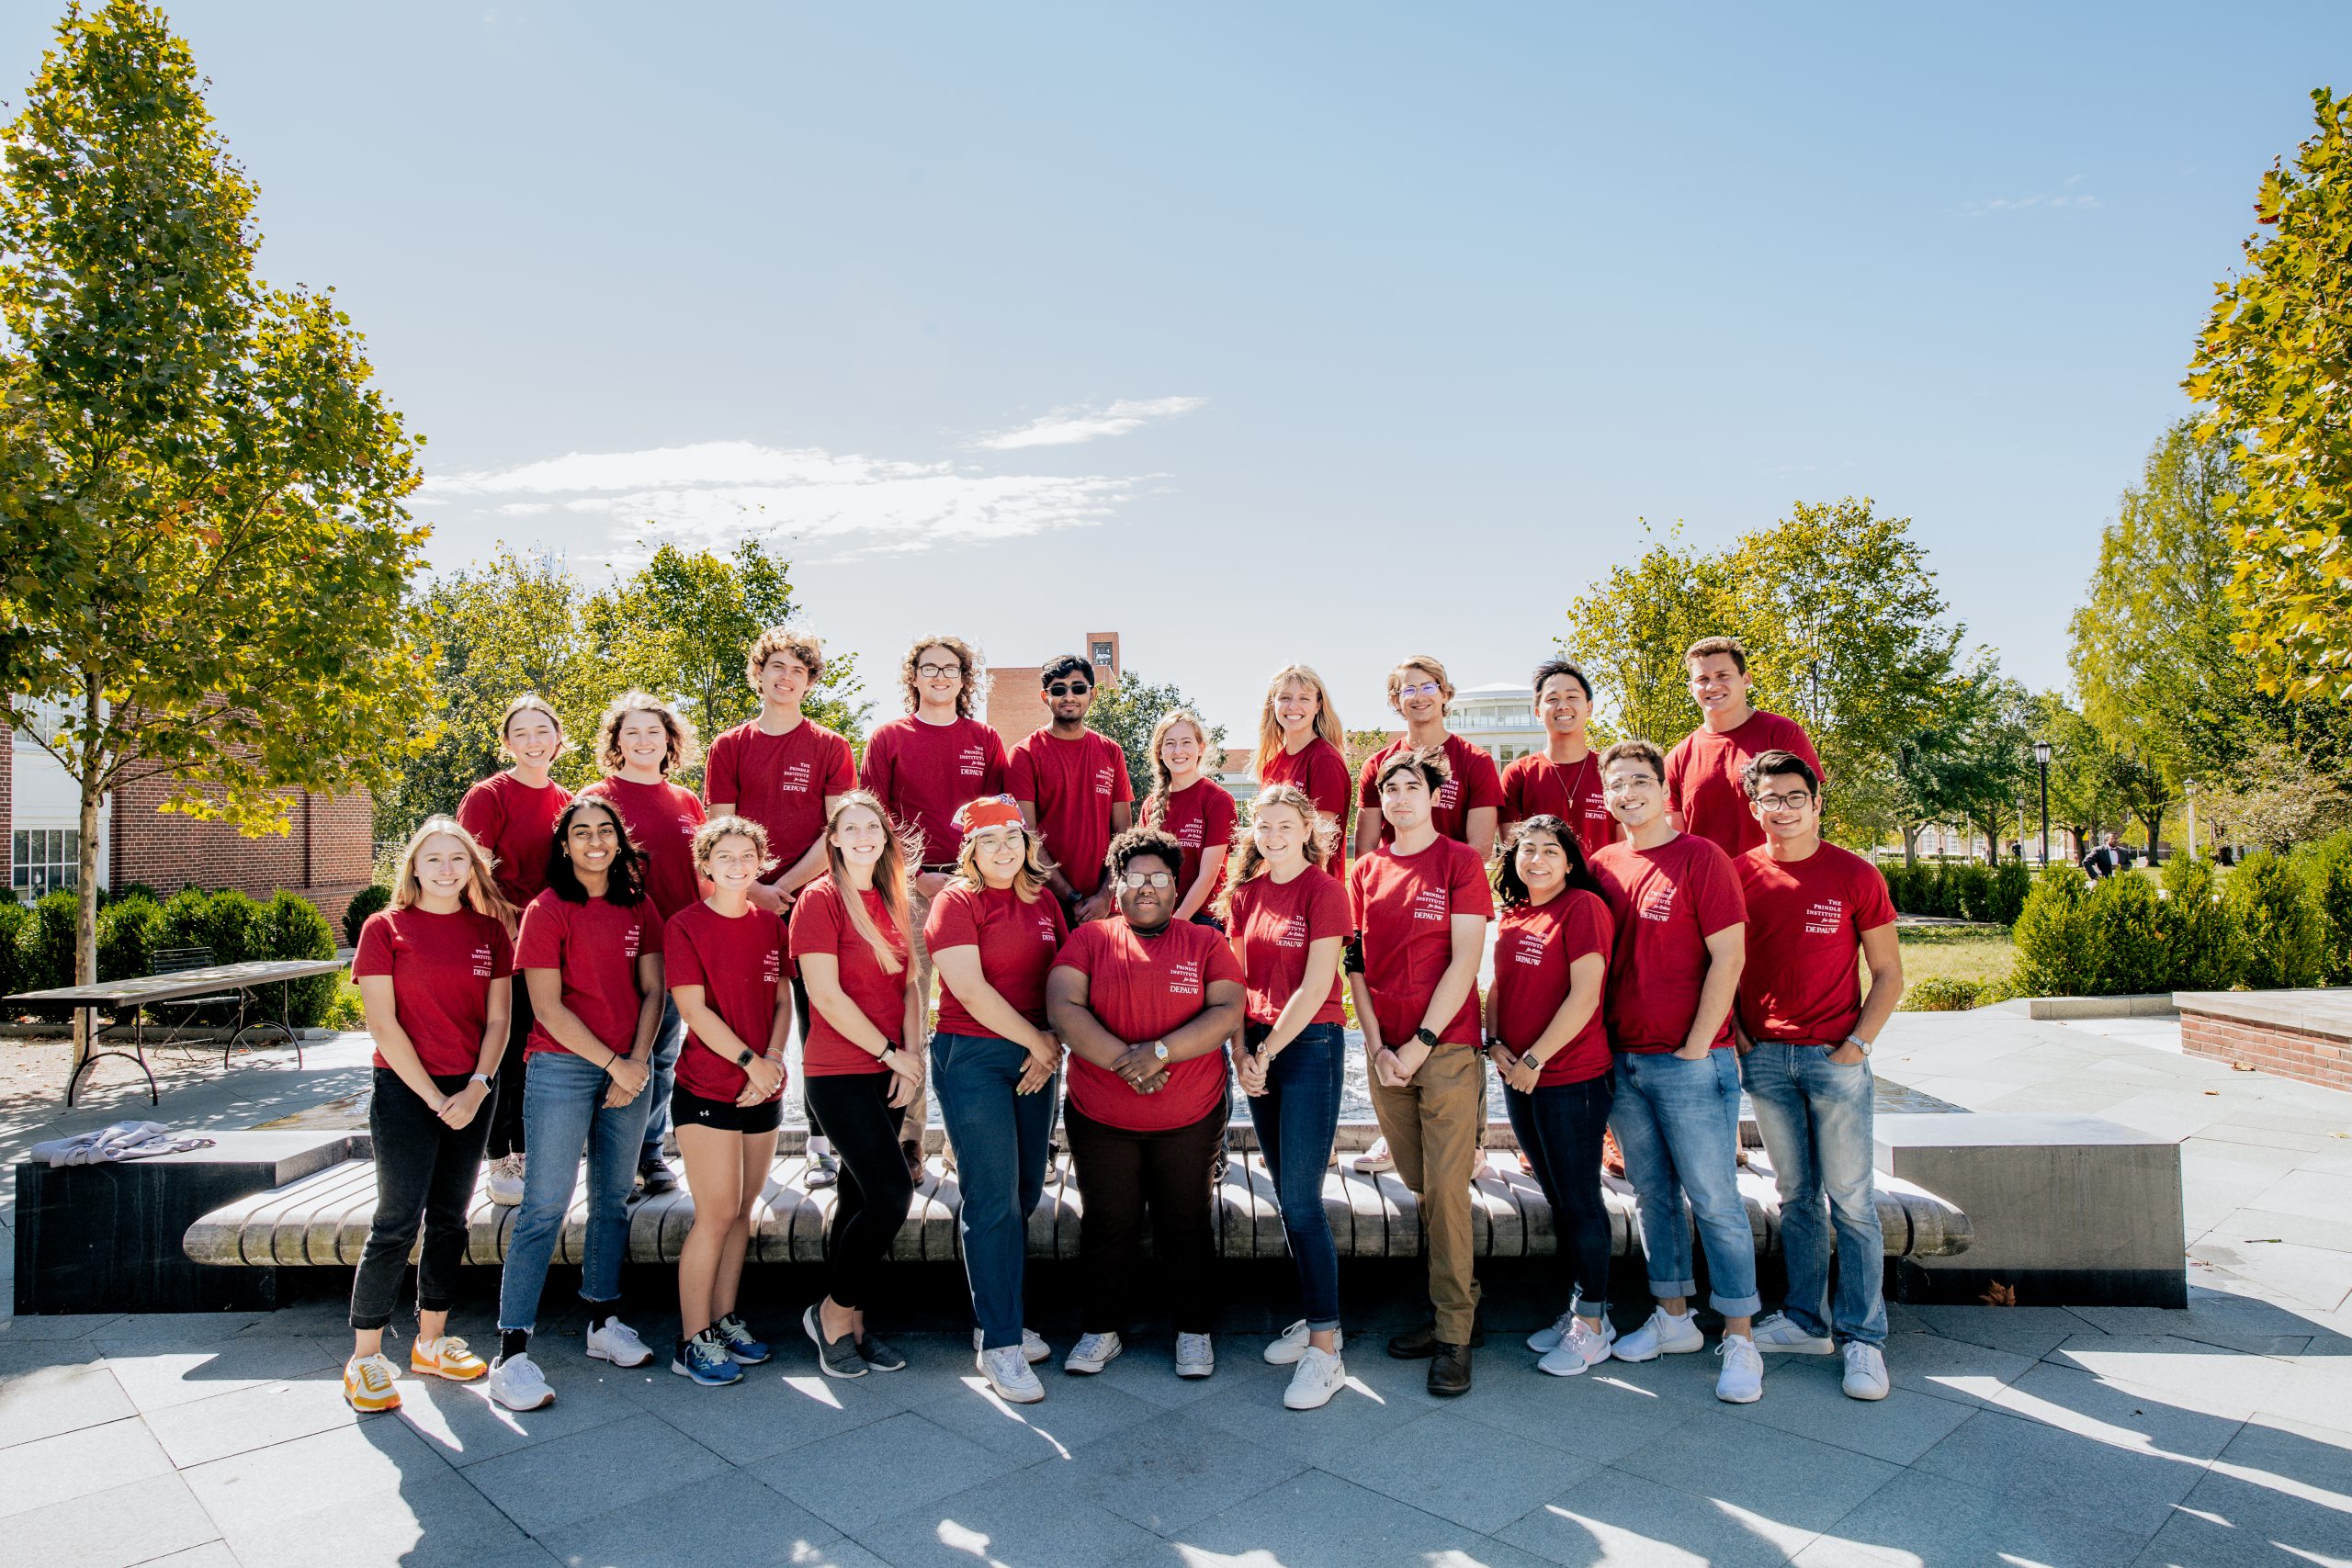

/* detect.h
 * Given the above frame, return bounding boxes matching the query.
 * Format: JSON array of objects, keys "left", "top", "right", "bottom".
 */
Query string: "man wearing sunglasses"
[
  {"left": 1008, "top": 654, "right": 1134, "bottom": 926},
  {"left": 1732, "top": 749, "right": 1901, "bottom": 1402}
]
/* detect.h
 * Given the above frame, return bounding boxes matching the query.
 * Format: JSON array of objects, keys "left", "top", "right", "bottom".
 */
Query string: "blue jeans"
[
  {"left": 1608, "top": 1049, "right": 1760, "bottom": 1317},
  {"left": 638, "top": 997, "right": 685, "bottom": 1162},
  {"left": 1740, "top": 1043, "right": 1886, "bottom": 1346},
  {"left": 497, "top": 1049, "right": 653, "bottom": 1332},
  {"left": 932, "top": 1032, "right": 1059, "bottom": 1351},
  {"left": 1504, "top": 1073, "right": 1613, "bottom": 1315},
  {"left": 1247, "top": 1021, "right": 1344, "bottom": 1331}
]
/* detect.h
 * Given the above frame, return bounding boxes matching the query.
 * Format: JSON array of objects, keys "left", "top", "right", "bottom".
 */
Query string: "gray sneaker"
[
  {"left": 856, "top": 1333, "right": 908, "bottom": 1372},
  {"left": 802, "top": 1304, "right": 867, "bottom": 1380}
]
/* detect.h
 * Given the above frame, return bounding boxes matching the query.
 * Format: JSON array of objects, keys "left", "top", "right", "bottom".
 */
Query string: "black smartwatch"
[
  {"left": 1412, "top": 1027, "right": 1440, "bottom": 1049},
  {"left": 735, "top": 1047, "right": 755, "bottom": 1067}
]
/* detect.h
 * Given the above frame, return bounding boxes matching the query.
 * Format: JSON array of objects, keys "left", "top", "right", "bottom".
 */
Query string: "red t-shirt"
[
  {"left": 859, "top": 715, "right": 1007, "bottom": 868},
  {"left": 580, "top": 775, "right": 707, "bottom": 920},
  {"left": 1357, "top": 733, "right": 1505, "bottom": 848},
  {"left": 1736, "top": 841, "right": 1897, "bottom": 1044},
  {"left": 457, "top": 772, "right": 572, "bottom": 908},
  {"left": 1589, "top": 833, "right": 1747, "bottom": 1053},
  {"left": 1054, "top": 917, "right": 1242, "bottom": 1133},
  {"left": 353, "top": 907, "right": 514, "bottom": 1076},
  {"left": 1226, "top": 865, "right": 1351, "bottom": 1028},
  {"left": 1664, "top": 710, "right": 1824, "bottom": 861},
  {"left": 1346, "top": 836, "right": 1493, "bottom": 1047},
  {"left": 515, "top": 889, "right": 662, "bottom": 1057},
  {"left": 1258, "top": 739, "right": 1353, "bottom": 861},
  {"left": 1490, "top": 891, "right": 1615, "bottom": 1085},
  {"left": 664, "top": 900, "right": 787, "bottom": 1102},
  {"left": 788, "top": 875, "right": 912, "bottom": 1076},
  {"left": 704, "top": 718, "right": 856, "bottom": 881},
  {"left": 1006, "top": 728, "right": 1135, "bottom": 898},
  {"left": 1500, "top": 752, "right": 1621, "bottom": 860},
  {"left": 922, "top": 881, "right": 1068, "bottom": 1042},
  {"left": 1144, "top": 777, "right": 1237, "bottom": 911}
]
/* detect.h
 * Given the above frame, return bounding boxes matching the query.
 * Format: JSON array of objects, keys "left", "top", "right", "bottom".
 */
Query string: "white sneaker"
[
  {"left": 1715, "top": 1334, "right": 1765, "bottom": 1404},
  {"left": 1175, "top": 1333, "right": 1216, "bottom": 1379},
  {"left": 978, "top": 1345, "right": 1045, "bottom": 1404},
  {"left": 1842, "top": 1342, "right": 1890, "bottom": 1401},
  {"left": 971, "top": 1326, "right": 1051, "bottom": 1364},
  {"left": 1751, "top": 1312, "right": 1835, "bottom": 1355},
  {"left": 1537, "top": 1317, "right": 1613, "bottom": 1377},
  {"left": 586, "top": 1317, "right": 654, "bottom": 1369},
  {"left": 1612, "top": 1306, "right": 1704, "bottom": 1362},
  {"left": 1263, "top": 1320, "right": 1345, "bottom": 1366},
  {"left": 1353, "top": 1137, "right": 1395, "bottom": 1174},
  {"left": 1064, "top": 1331, "right": 1123, "bottom": 1375},
  {"left": 1526, "top": 1309, "right": 1577, "bottom": 1354},
  {"left": 485, "top": 1153, "right": 525, "bottom": 1207},
  {"left": 487, "top": 1352, "right": 553, "bottom": 1411},
  {"left": 1283, "top": 1347, "right": 1348, "bottom": 1410}
]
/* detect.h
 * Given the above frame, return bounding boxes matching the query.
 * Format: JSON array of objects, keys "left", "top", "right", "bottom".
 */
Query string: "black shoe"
[
  {"left": 1428, "top": 1341, "right": 1473, "bottom": 1396},
  {"left": 856, "top": 1333, "right": 908, "bottom": 1372},
  {"left": 638, "top": 1153, "right": 678, "bottom": 1195},
  {"left": 1386, "top": 1319, "right": 1487, "bottom": 1359}
]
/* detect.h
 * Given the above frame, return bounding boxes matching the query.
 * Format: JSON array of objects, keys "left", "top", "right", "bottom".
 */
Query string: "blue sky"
[{"left": 10, "top": 2, "right": 2345, "bottom": 734}]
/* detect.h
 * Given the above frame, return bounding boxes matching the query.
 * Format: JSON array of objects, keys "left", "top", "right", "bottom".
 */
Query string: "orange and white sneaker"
[
  {"left": 344, "top": 1353, "right": 402, "bottom": 1413},
  {"left": 409, "top": 1335, "right": 487, "bottom": 1382}
]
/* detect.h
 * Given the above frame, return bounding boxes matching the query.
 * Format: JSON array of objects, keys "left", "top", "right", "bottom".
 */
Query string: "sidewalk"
[{"left": 3, "top": 1013, "right": 2348, "bottom": 1567}]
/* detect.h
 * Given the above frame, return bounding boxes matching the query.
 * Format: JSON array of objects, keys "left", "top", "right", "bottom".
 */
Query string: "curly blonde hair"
[
  {"left": 594, "top": 690, "right": 699, "bottom": 776},
  {"left": 745, "top": 626, "right": 825, "bottom": 690}
]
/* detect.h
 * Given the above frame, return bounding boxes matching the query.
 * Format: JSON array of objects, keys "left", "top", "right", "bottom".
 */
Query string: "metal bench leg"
[{"left": 65, "top": 1009, "right": 158, "bottom": 1108}]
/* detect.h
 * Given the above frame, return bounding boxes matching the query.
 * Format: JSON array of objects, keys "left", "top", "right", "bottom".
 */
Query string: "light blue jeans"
[
  {"left": 1740, "top": 1043, "right": 1886, "bottom": 1347},
  {"left": 497, "top": 1048, "right": 653, "bottom": 1333},
  {"left": 1609, "top": 1049, "right": 1761, "bottom": 1317},
  {"left": 638, "top": 997, "right": 686, "bottom": 1162}
]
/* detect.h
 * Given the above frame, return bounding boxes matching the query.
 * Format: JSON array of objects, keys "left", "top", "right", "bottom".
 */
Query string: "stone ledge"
[
  {"left": 2175, "top": 987, "right": 2352, "bottom": 1041},
  {"left": 1996, "top": 994, "right": 2180, "bottom": 1020}
]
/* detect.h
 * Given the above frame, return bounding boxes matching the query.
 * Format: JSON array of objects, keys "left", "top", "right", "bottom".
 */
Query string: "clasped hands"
[{"left": 1112, "top": 1041, "right": 1169, "bottom": 1096}]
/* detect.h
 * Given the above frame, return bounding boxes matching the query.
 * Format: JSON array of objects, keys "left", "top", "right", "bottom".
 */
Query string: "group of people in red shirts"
[{"left": 338, "top": 627, "right": 1904, "bottom": 1421}]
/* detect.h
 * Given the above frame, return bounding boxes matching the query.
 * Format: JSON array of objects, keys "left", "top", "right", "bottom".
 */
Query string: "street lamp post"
[
  {"left": 2184, "top": 779, "right": 2199, "bottom": 862},
  {"left": 2032, "top": 739, "right": 2052, "bottom": 867}
]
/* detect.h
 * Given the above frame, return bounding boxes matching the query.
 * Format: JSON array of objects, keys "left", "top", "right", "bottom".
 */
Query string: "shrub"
[
  {"left": 2012, "top": 873, "right": 2091, "bottom": 996},
  {"left": 24, "top": 890, "right": 78, "bottom": 992},
  {"left": 342, "top": 884, "right": 392, "bottom": 948},
  {"left": 96, "top": 895, "right": 162, "bottom": 983},
  {"left": 2155, "top": 855, "right": 2242, "bottom": 992},
  {"left": 156, "top": 887, "right": 258, "bottom": 965},
  {"left": 325, "top": 985, "right": 367, "bottom": 1032},
  {"left": 2079, "top": 873, "right": 2168, "bottom": 996},
  {"left": 0, "top": 900, "right": 31, "bottom": 1002},
  {"left": 1902, "top": 976, "right": 1983, "bottom": 1011},
  {"left": 1986, "top": 860, "right": 2032, "bottom": 926},
  {"left": 250, "top": 892, "right": 338, "bottom": 1028},
  {"left": 2229, "top": 850, "right": 2324, "bottom": 989},
  {"left": 2295, "top": 831, "right": 2352, "bottom": 985},
  {"left": 1947, "top": 863, "right": 1995, "bottom": 923}
]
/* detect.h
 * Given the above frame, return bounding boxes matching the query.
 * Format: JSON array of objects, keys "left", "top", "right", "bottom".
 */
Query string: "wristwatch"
[
  {"left": 735, "top": 1047, "right": 756, "bottom": 1067},
  {"left": 1844, "top": 1034, "right": 1872, "bottom": 1057},
  {"left": 1520, "top": 1052, "right": 1545, "bottom": 1074},
  {"left": 1149, "top": 1041, "right": 1170, "bottom": 1062},
  {"left": 1412, "top": 1027, "right": 1440, "bottom": 1049},
  {"left": 469, "top": 1072, "right": 491, "bottom": 1089}
]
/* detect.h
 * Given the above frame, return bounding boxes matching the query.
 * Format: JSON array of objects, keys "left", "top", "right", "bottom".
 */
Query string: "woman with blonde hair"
[
  {"left": 342, "top": 817, "right": 517, "bottom": 1412},
  {"left": 790, "top": 791, "right": 926, "bottom": 1378},
  {"left": 1250, "top": 664, "right": 1353, "bottom": 869},
  {"left": 926, "top": 795, "right": 1069, "bottom": 1403},
  {"left": 582, "top": 690, "right": 707, "bottom": 1196},
  {"left": 1140, "top": 708, "right": 1236, "bottom": 929}
]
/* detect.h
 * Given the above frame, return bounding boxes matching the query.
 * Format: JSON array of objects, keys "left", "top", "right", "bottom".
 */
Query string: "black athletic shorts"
[{"left": 671, "top": 1085, "right": 784, "bottom": 1134}]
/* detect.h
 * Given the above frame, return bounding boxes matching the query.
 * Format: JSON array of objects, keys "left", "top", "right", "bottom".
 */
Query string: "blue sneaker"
[
  {"left": 672, "top": 1328, "right": 742, "bottom": 1387},
  {"left": 712, "top": 1311, "right": 771, "bottom": 1366}
]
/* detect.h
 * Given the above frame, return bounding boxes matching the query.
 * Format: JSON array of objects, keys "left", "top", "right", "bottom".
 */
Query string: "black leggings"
[
  {"left": 485, "top": 975, "right": 532, "bottom": 1161},
  {"left": 1063, "top": 1096, "right": 1227, "bottom": 1336},
  {"left": 804, "top": 1071, "right": 916, "bottom": 1312},
  {"left": 351, "top": 1067, "right": 493, "bottom": 1330},
  {"left": 1504, "top": 1073, "right": 1614, "bottom": 1313}
]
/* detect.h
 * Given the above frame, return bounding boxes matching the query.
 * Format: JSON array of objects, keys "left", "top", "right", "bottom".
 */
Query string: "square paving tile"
[
  {"left": 913, "top": 1369, "right": 1163, "bottom": 1463},
  {"left": 622, "top": 1363, "right": 909, "bottom": 1464},
  {"left": 1712, "top": 1353, "right": 1975, "bottom": 1464},
  {"left": 1810, "top": 1466, "right": 2150, "bottom": 1567},
  {"left": 1613, "top": 1404, "right": 1901, "bottom": 1533},
  {"left": 141, "top": 1372, "right": 359, "bottom": 1468},
  {"left": 536, "top": 1474, "right": 842, "bottom": 1567},
  {"left": 1873, "top": 1329, "right": 2036, "bottom": 1407},
  {"left": 466, "top": 1411, "right": 729, "bottom": 1534},
  {"left": 1051, "top": 1409, "right": 1305, "bottom": 1535},
  {"left": 187, "top": 1421, "right": 526, "bottom": 1568},
  {"left": 1909, "top": 1404, "right": 2219, "bottom": 1538},
  {"left": 1169, "top": 1468, "right": 1554, "bottom": 1568},
  {"left": 0, "top": 1415, "right": 175, "bottom": 1518},
  {"left": 1901, "top": 1304, "right": 2103, "bottom": 1361},
  {"left": 394, "top": 1362, "right": 650, "bottom": 1470},
  {"left": 1455, "top": 1362, "right": 1704, "bottom": 1454},
  {"left": 0, "top": 1472, "right": 222, "bottom": 1568},
  {"left": 1499, "top": 1466, "right": 1819, "bottom": 1567},
  {"left": 0, "top": 1359, "right": 132, "bottom": 1449},
  {"left": 850, "top": 1461, "right": 1160, "bottom": 1568},
  {"left": 2138, "top": 1466, "right": 2352, "bottom": 1567},
  {"left": 752, "top": 1409, "right": 1023, "bottom": 1535},
  {"left": 1342, "top": 1407, "right": 1603, "bottom": 1533},
  {"left": 101, "top": 1338, "right": 340, "bottom": 1414}
]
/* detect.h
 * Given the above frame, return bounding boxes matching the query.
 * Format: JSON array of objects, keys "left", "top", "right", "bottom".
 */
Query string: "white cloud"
[
  {"left": 971, "top": 396, "right": 1205, "bottom": 450},
  {"left": 1960, "top": 189, "right": 2102, "bottom": 218}
]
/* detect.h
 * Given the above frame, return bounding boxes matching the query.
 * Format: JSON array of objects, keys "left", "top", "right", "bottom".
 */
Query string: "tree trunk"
[
  {"left": 1901, "top": 824, "right": 1918, "bottom": 869},
  {"left": 2140, "top": 808, "right": 2164, "bottom": 867},
  {"left": 74, "top": 764, "right": 101, "bottom": 1079}
]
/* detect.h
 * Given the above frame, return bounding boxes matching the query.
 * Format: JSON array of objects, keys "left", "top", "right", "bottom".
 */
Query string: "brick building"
[{"left": 982, "top": 631, "right": 1122, "bottom": 749}]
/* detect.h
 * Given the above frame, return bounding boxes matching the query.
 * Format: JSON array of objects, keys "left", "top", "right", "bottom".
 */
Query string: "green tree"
[
  {"left": 0, "top": 3, "right": 432, "bottom": 1069},
  {"left": 1085, "top": 670, "right": 1227, "bottom": 802},
  {"left": 1894, "top": 653, "right": 2032, "bottom": 864},
  {"left": 2187, "top": 87, "right": 2352, "bottom": 705},
  {"left": 1560, "top": 523, "right": 1727, "bottom": 750},
  {"left": 2028, "top": 693, "right": 2124, "bottom": 857}
]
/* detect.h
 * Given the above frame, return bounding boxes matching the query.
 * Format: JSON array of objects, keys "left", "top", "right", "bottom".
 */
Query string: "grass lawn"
[{"left": 1894, "top": 923, "right": 2018, "bottom": 998}]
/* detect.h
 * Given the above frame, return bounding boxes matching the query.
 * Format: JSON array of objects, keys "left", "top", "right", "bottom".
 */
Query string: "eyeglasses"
[
  {"left": 1754, "top": 792, "right": 1814, "bottom": 810},
  {"left": 1046, "top": 681, "right": 1092, "bottom": 697},
  {"left": 1120, "top": 870, "right": 1174, "bottom": 889},
  {"left": 1397, "top": 682, "right": 1442, "bottom": 700},
  {"left": 915, "top": 661, "right": 962, "bottom": 679}
]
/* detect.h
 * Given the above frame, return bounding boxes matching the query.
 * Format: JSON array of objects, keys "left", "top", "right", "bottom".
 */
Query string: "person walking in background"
[
  {"left": 1589, "top": 739, "right": 1764, "bottom": 1404},
  {"left": 1499, "top": 659, "right": 1620, "bottom": 859},
  {"left": 342, "top": 818, "right": 515, "bottom": 1413},
  {"left": 1350, "top": 747, "right": 1494, "bottom": 1397},
  {"left": 1735, "top": 750, "right": 1903, "bottom": 1401},
  {"left": 706, "top": 628, "right": 856, "bottom": 1189},
  {"left": 1352, "top": 654, "right": 1503, "bottom": 862},
  {"left": 1009, "top": 653, "right": 1135, "bottom": 926},
  {"left": 1222, "top": 784, "right": 1352, "bottom": 1409},
  {"left": 2081, "top": 830, "right": 2130, "bottom": 880},
  {"left": 1139, "top": 708, "right": 1236, "bottom": 929},
  {"left": 1486, "top": 815, "right": 1618, "bottom": 1379},
  {"left": 458, "top": 694, "right": 572, "bottom": 1208},
  {"left": 664, "top": 817, "right": 790, "bottom": 1388},
  {"left": 791, "top": 793, "right": 926, "bottom": 1380},
  {"left": 926, "top": 795, "right": 1069, "bottom": 1404},
  {"left": 582, "top": 691, "right": 707, "bottom": 1197},
  {"left": 1047, "top": 827, "right": 1246, "bottom": 1382},
  {"left": 1250, "top": 663, "right": 1355, "bottom": 877},
  {"left": 1664, "top": 637, "right": 1823, "bottom": 860},
  {"left": 488, "top": 797, "right": 663, "bottom": 1412}
]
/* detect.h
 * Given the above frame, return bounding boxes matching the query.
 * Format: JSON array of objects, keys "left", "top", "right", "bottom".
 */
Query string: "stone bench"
[
  {"left": 185, "top": 1138, "right": 1971, "bottom": 1269},
  {"left": 2176, "top": 987, "right": 2352, "bottom": 1095}
]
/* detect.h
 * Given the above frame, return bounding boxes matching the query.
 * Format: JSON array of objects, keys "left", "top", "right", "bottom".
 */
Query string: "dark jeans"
[
  {"left": 485, "top": 975, "right": 533, "bottom": 1160},
  {"left": 1504, "top": 1073, "right": 1614, "bottom": 1315},
  {"left": 350, "top": 1067, "right": 494, "bottom": 1331},
  {"left": 804, "top": 1071, "right": 917, "bottom": 1312},
  {"left": 932, "top": 1032, "right": 1059, "bottom": 1351},
  {"left": 1247, "top": 1021, "right": 1344, "bottom": 1331},
  {"left": 1063, "top": 1094, "right": 1227, "bottom": 1336},
  {"left": 638, "top": 996, "right": 686, "bottom": 1162}
]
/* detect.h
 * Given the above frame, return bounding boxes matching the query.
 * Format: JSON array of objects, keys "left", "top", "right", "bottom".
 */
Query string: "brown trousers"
[{"left": 1367, "top": 1043, "right": 1486, "bottom": 1342}]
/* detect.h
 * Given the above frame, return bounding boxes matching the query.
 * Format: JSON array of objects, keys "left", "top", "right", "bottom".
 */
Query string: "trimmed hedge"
[
  {"left": 9, "top": 886, "right": 341, "bottom": 1029},
  {"left": 1881, "top": 857, "right": 2033, "bottom": 926},
  {"left": 2295, "top": 831, "right": 2352, "bottom": 986},
  {"left": 342, "top": 884, "right": 391, "bottom": 948},
  {"left": 2230, "top": 850, "right": 2324, "bottom": 990}
]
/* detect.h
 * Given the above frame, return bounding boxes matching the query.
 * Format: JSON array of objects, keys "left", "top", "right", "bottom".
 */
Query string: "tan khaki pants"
[{"left": 1367, "top": 1044, "right": 1486, "bottom": 1342}]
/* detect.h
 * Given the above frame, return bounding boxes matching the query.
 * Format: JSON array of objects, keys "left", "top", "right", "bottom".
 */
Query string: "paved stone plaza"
[{"left": 3, "top": 1010, "right": 2348, "bottom": 1568}]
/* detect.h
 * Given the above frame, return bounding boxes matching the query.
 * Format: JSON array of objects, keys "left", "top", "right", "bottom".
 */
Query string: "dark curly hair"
[
  {"left": 544, "top": 796, "right": 650, "bottom": 907},
  {"left": 1104, "top": 824, "right": 1185, "bottom": 881}
]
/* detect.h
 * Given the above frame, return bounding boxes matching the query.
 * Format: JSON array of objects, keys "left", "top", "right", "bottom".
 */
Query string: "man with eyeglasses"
[
  {"left": 1664, "top": 636, "right": 1823, "bottom": 860},
  {"left": 1352, "top": 655, "right": 1503, "bottom": 862},
  {"left": 1731, "top": 749, "right": 1901, "bottom": 1401},
  {"left": 1009, "top": 654, "right": 1134, "bottom": 926}
]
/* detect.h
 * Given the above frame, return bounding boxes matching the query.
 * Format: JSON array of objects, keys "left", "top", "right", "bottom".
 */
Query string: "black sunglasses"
[{"left": 1046, "top": 680, "right": 1092, "bottom": 697}]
